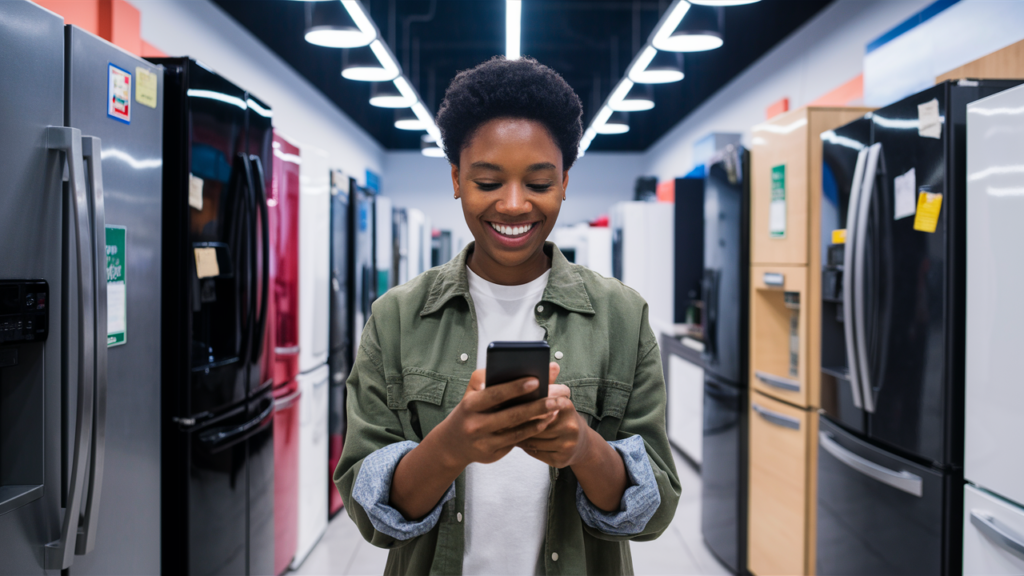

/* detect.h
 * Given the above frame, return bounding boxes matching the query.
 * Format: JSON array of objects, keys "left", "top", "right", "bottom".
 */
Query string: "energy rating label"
[{"left": 106, "top": 226, "right": 127, "bottom": 346}]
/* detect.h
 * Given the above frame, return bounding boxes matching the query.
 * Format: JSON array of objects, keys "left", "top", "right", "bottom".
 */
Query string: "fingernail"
[
  {"left": 525, "top": 379, "right": 539, "bottom": 390},
  {"left": 545, "top": 399, "right": 557, "bottom": 410}
]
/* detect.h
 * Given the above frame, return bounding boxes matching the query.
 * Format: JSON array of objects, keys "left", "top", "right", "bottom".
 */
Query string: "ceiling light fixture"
[
  {"left": 651, "top": 0, "right": 693, "bottom": 50},
  {"left": 658, "top": 5, "right": 723, "bottom": 52},
  {"left": 690, "top": 0, "right": 758, "bottom": 5},
  {"left": 369, "top": 79, "right": 415, "bottom": 108},
  {"left": 629, "top": 48, "right": 685, "bottom": 84},
  {"left": 506, "top": 0, "right": 522, "bottom": 60},
  {"left": 421, "top": 136, "right": 446, "bottom": 158},
  {"left": 342, "top": 39, "right": 400, "bottom": 81},
  {"left": 608, "top": 79, "right": 655, "bottom": 112},
  {"left": 394, "top": 109, "right": 426, "bottom": 131},
  {"left": 595, "top": 111, "right": 630, "bottom": 134},
  {"left": 304, "top": 0, "right": 374, "bottom": 48}
]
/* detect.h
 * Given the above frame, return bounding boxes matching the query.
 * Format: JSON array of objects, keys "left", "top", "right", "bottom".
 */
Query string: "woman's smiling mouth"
[{"left": 489, "top": 222, "right": 536, "bottom": 237}]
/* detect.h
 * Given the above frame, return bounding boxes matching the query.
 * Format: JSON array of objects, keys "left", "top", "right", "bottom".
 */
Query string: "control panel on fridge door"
[{"left": 0, "top": 281, "right": 48, "bottom": 345}]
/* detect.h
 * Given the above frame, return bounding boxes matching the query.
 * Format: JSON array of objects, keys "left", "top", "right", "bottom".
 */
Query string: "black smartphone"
[{"left": 485, "top": 341, "right": 550, "bottom": 410}]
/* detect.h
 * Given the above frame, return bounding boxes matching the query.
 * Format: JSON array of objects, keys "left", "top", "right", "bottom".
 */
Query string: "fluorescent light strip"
[
  {"left": 370, "top": 39, "right": 400, "bottom": 77},
  {"left": 651, "top": 1, "right": 692, "bottom": 50},
  {"left": 246, "top": 98, "right": 273, "bottom": 118},
  {"left": 187, "top": 89, "right": 247, "bottom": 110},
  {"left": 342, "top": 0, "right": 377, "bottom": 40},
  {"left": 506, "top": 1, "right": 522, "bottom": 60}
]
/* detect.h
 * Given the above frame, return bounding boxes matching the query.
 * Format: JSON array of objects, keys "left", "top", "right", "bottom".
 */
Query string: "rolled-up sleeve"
[
  {"left": 353, "top": 441, "right": 456, "bottom": 540},
  {"left": 575, "top": 434, "right": 661, "bottom": 535}
]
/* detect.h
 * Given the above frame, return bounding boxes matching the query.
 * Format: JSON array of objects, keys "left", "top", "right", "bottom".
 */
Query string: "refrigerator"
[
  {"left": 406, "top": 208, "right": 433, "bottom": 278},
  {"left": 0, "top": 5, "right": 164, "bottom": 573},
  {"left": 963, "top": 83, "right": 1024, "bottom": 575},
  {"left": 375, "top": 195, "right": 395, "bottom": 296},
  {"left": 549, "top": 223, "right": 613, "bottom": 277},
  {"left": 699, "top": 145, "right": 750, "bottom": 574},
  {"left": 153, "top": 56, "right": 276, "bottom": 576},
  {"left": 393, "top": 208, "right": 409, "bottom": 286},
  {"left": 610, "top": 201, "right": 675, "bottom": 331},
  {"left": 815, "top": 79, "right": 1022, "bottom": 576},
  {"left": 327, "top": 171, "right": 352, "bottom": 517},
  {"left": 674, "top": 177, "right": 705, "bottom": 324},
  {"left": 292, "top": 142, "right": 331, "bottom": 568},
  {"left": 351, "top": 183, "right": 376, "bottom": 351},
  {"left": 269, "top": 132, "right": 302, "bottom": 575}
]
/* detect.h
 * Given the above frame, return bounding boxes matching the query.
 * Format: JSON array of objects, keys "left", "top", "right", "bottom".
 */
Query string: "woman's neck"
[{"left": 466, "top": 245, "right": 551, "bottom": 286}]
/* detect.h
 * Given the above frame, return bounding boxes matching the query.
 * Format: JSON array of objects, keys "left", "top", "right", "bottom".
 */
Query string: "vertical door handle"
[
  {"left": 236, "top": 154, "right": 256, "bottom": 368},
  {"left": 853, "top": 143, "right": 882, "bottom": 413},
  {"left": 44, "top": 126, "right": 95, "bottom": 570},
  {"left": 248, "top": 155, "right": 270, "bottom": 362},
  {"left": 970, "top": 509, "right": 1024, "bottom": 559},
  {"left": 842, "top": 148, "right": 868, "bottom": 409},
  {"left": 76, "top": 136, "right": 108, "bottom": 556},
  {"left": 819, "top": 431, "right": 922, "bottom": 496}
]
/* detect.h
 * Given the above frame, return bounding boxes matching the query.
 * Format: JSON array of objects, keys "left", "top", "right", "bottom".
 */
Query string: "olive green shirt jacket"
[{"left": 334, "top": 242, "right": 681, "bottom": 575}]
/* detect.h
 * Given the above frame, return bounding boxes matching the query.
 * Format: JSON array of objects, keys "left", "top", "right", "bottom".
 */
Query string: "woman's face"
[{"left": 452, "top": 118, "right": 568, "bottom": 279}]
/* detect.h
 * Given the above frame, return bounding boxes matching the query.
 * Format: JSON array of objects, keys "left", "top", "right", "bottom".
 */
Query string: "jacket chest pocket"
[
  {"left": 387, "top": 370, "right": 449, "bottom": 441},
  {"left": 567, "top": 379, "right": 631, "bottom": 436}
]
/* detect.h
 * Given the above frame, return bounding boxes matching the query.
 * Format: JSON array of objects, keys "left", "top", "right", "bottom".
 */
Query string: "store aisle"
[{"left": 295, "top": 451, "right": 727, "bottom": 576}]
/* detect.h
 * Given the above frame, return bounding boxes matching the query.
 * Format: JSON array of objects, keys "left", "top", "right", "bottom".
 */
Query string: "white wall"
[
  {"left": 382, "top": 150, "right": 645, "bottom": 248},
  {"left": 642, "top": 0, "right": 929, "bottom": 181},
  {"left": 129, "top": 0, "right": 383, "bottom": 184}
]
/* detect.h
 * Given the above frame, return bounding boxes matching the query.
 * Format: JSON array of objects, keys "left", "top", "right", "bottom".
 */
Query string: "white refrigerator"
[{"left": 964, "top": 83, "right": 1024, "bottom": 574}]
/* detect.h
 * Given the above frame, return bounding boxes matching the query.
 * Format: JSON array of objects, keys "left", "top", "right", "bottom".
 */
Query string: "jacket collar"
[{"left": 420, "top": 241, "right": 595, "bottom": 317}]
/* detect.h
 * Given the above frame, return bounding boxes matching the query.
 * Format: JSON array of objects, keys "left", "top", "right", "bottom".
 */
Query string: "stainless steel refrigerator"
[
  {"left": 327, "top": 171, "right": 352, "bottom": 517},
  {"left": 352, "top": 182, "right": 376, "bottom": 349},
  {"left": 1, "top": 3, "right": 163, "bottom": 574},
  {"left": 817, "top": 79, "right": 1022, "bottom": 576},
  {"left": 152, "top": 56, "right": 276, "bottom": 576},
  {"left": 962, "top": 82, "right": 1024, "bottom": 575},
  {"left": 699, "top": 145, "right": 749, "bottom": 574}
]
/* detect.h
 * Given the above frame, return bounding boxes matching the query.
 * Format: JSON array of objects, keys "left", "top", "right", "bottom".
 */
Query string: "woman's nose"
[{"left": 497, "top": 184, "right": 531, "bottom": 215}]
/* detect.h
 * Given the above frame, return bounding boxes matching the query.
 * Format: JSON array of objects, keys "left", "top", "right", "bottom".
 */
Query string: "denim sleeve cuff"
[
  {"left": 352, "top": 440, "right": 456, "bottom": 541},
  {"left": 576, "top": 434, "right": 661, "bottom": 535}
]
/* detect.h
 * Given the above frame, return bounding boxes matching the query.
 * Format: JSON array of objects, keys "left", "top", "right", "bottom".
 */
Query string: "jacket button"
[
  {"left": 457, "top": 512, "right": 463, "bottom": 522},
  {"left": 551, "top": 552, "right": 559, "bottom": 562},
  {"left": 536, "top": 304, "right": 544, "bottom": 313},
  {"left": 459, "top": 353, "right": 468, "bottom": 362},
  {"left": 554, "top": 351, "right": 564, "bottom": 360}
]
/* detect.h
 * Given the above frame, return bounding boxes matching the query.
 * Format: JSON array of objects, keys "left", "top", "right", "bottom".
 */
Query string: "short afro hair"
[{"left": 436, "top": 56, "right": 584, "bottom": 169}]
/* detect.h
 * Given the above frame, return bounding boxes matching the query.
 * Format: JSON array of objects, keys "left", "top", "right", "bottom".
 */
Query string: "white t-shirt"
[{"left": 463, "top": 266, "right": 552, "bottom": 576}]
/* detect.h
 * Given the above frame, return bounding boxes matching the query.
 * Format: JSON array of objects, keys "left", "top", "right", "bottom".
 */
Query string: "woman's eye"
[
  {"left": 475, "top": 182, "right": 501, "bottom": 191},
  {"left": 527, "top": 183, "right": 553, "bottom": 192}
]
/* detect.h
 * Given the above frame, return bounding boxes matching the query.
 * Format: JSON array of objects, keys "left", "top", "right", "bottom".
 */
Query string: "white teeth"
[{"left": 491, "top": 222, "right": 532, "bottom": 237}]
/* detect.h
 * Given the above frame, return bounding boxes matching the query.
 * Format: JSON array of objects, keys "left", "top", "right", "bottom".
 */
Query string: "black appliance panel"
[
  {"left": 816, "top": 416, "right": 944, "bottom": 575},
  {"left": 0, "top": 281, "right": 49, "bottom": 345},
  {"left": 674, "top": 178, "right": 705, "bottom": 324},
  {"left": 245, "top": 94, "right": 273, "bottom": 397},
  {"left": 246, "top": 391, "right": 275, "bottom": 576},
  {"left": 701, "top": 373, "right": 746, "bottom": 574}
]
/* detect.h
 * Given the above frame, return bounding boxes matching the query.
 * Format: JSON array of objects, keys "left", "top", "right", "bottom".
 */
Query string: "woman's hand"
[{"left": 515, "top": 382, "right": 592, "bottom": 469}]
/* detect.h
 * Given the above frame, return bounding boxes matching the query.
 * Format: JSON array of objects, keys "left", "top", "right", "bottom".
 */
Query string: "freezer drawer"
[
  {"left": 751, "top": 265, "right": 814, "bottom": 408},
  {"left": 963, "top": 484, "right": 1024, "bottom": 574},
  {"left": 701, "top": 374, "right": 746, "bottom": 573},
  {"left": 668, "top": 354, "right": 704, "bottom": 465},
  {"left": 816, "top": 417, "right": 944, "bottom": 575},
  {"left": 747, "top": 391, "right": 816, "bottom": 575}
]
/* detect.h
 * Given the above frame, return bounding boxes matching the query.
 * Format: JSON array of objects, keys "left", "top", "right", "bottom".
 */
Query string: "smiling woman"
[{"left": 333, "top": 55, "right": 680, "bottom": 576}]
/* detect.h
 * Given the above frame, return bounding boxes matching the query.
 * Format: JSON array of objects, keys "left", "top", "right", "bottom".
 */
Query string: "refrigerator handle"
[
  {"left": 237, "top": 154, "right": 257, "bottom": 368},
  {"left": 853, "top": 143, "right": 882, "bottom": 414},
  {"left": 248, "top": 155, "right": 271, "bottom": 362},
  {"left": 752, "top": 403, "right": 800, "bottom": 430},
  {"left": 44, "top": 127, "right": 95, "bottom": 571},
  {"left": 970, "top": 509, "right": 1024, "bottom": 558},
  {"left": 819, "top": 431, "right": 922, "bottom": 497},
  {"left": 841, "top": 148, "right": 868, "bottom": 409},
  {"left": 76, "top": 137, "right": 108, "bottom": 556}
]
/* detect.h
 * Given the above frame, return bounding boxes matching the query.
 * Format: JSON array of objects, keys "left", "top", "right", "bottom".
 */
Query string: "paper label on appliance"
[
  {"left": 135, "top": 67, "right": 158, "bottom": 109},
  {"left": 769, "top": 164, "right": 786, "bottom": 238},
  {"left": 918, "top": 98, "right": 941, "bottom": 139},
  {"left": 831, "top": 229, "right": 846, "bottom": 244},
  {"left": 188, "top": 174, "right": 204, "bottom": 211},
  {"left": 913, "top": 192, "right": 943, "bottom": 233},
  {"left": 894, "top": 168, "right": 917, "bottom": 220},
  {"left": 107, "top": 64, "right": 132, "bottom": 124},
  {"left": 106, "top": 226, "right": 127, "bottom": 346},
  {"left": 194, "top": 247, "right": 220, "bottom": 279}
]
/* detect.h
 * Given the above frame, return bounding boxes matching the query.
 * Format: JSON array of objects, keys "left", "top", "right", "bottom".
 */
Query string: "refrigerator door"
[
  {"left": 964, "top": 83, "right": 1024, "bottom": 506},
  {"left": 298, "top": 146, "right": 330, "bottom": 373},
  {"left": 269, "top": 133, "right": 301, "bottom": 387},
  {"left": 394, "top": 208, "right": 409, "bottom": 286},
  {"left": 963, "top": 484, "right": 1024, "bottom": 575},
  {"left": 63, "top": 27, "right": 164, "bottom": 575},
  {"left": 819, "top": 118, "right": 872, "bottom": 434},
  {"left": 702, "top": 147, "right": 748, "bottom": 385},
  {"left": 247, "top": 389, "right": 276, "bottom": 576},
  {"left": 816, "top": 416, "right": 944, "bottom": 575},
  {"left": 374, "top": 196, "right": 394, "bottom": 296},
  {"left": 272, "top": 381, "right": 301, "bottom": 576},
  {"left": 247, "top": 94, "right": 274, "bottom": 398},
  {"left": 0, "top": 3, "right": 66, "bottom": 573},
  {"left": 673, "top": 177, "right": 705, "bottom": 324},
  {"left": 327, "top": 172, "right": 351, "bottom": 516},
  {"left": 154, "top": 58, "right": 251, "bottom": 419},
  {"left": 292, "top": 364, "right": 330, "bottom": 569},
  {"left": 700, "top": 373, "right": 746, "bottom": 574},
  {"left": 352, "top": 185, "right": 375, "bottom": 348}
]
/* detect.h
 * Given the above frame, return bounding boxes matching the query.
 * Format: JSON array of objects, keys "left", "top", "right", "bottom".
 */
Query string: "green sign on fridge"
[
  {"left": 106, "top": 226, "right": 127, "bottom": 346},
  {"left": 769, "top": 164, "right": 787, "bottom": 238}
]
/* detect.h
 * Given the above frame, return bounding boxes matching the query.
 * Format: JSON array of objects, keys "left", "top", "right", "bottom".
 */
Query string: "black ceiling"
[{"left": 211, "top": 0, "right": 832, "bottom": 151}]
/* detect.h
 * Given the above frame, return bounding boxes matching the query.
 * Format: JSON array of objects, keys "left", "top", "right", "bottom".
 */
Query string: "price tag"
[
  {"left": 194, "top": 247, "right": 220, "bottom": 279},
  {"left": 135, "top": 66, "right": 158, "bottom": 108},
  {"left": 769, "top": 164, "right": 786, "bottom": 238},
  {"left": 106, "top": 226, "right": 127, "bottom": 346},
  {"left": 913, "top": 192, "right": 943, "bottom": 233}
]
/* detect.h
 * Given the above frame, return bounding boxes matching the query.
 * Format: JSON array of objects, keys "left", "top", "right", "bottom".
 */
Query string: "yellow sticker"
[
  {"left": 913, "top": 192, "right": 943, "bottom": 233},
  {"left": 194, "top": 247, "right": 220, "bottom": 279},
  {"left": 832, "top": 229, "right": 846, "bottom": 244},
  {"left": 135, "top": 67, "right": 158, "bottom": 109}
]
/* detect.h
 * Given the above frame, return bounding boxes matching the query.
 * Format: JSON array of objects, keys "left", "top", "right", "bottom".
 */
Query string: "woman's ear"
[
  {"left": 561, "top": 170, "right": 569, "bottom": 201},
  {"left": 451, "top": 164, "right": 461, "bottom": 200}
]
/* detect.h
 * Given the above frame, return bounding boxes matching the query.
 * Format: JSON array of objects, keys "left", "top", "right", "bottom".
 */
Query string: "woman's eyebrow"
[
  {"left": 470, "top": 161, "right": 503, "bottom": 171},
  {"left": 527, "top": 162, "right": 556, "bottom": 172}
]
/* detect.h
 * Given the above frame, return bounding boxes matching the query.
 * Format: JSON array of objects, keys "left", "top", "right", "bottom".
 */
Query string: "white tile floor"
[{"left": 294, "top": 450, "right": 729, "bottom": 576}]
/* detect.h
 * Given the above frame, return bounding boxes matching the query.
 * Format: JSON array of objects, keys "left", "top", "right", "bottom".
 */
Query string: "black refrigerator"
[
  {"left": 674, "top": 176, "right": 705, "bottom": 325},
  {"left": 700, "top": 145, "right": 749, "bottom": 574},
  {"left": 154, "top": 57, "right": 276, "bottom": 576},
  {"left": 816, "top": 79, "right": 1022, "bottom": 576},
  {"left": 327, "top": 171, "right": 352, "bottom": 517}
]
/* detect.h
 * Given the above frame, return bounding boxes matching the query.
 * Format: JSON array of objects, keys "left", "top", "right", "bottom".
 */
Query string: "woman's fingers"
[
  {"left": 491, "top": 411, "right": 558, "bottom": 448},
  {"left": 548, "top": 384, "right": 571, "bottom": 399},
  {"left": 462, "top": 368, "right": 487, "bottom": 400},
  {"left": 484, "top": 396, "right": 558, "bottom": 433},
  {"left": 464, "top": 376, "right": 540, "bottom": 413},
  {"left": 549, "top": 361, "right": 561, "bottom": 385}
]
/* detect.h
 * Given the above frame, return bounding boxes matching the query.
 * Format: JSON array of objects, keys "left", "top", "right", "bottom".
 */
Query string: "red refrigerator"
[{"left": 270, "top": 132, "right": 302, "bottom": 575}]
